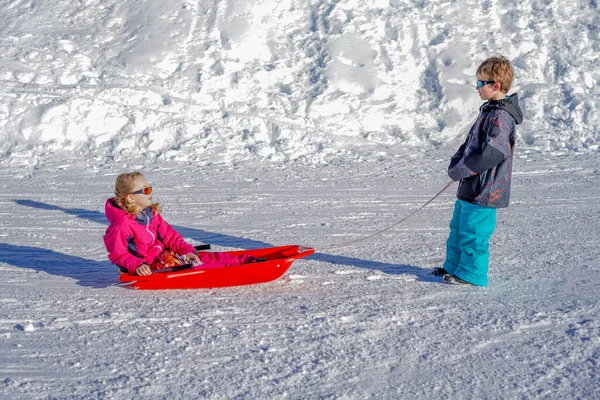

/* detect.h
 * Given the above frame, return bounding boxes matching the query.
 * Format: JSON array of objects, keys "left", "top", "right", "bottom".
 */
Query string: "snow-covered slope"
[
  {"left": 1, "top": 0, "right": 598, "bottom": 167},
  {"left": 1, "top": 152, "right": 599, "bottom": 398}
]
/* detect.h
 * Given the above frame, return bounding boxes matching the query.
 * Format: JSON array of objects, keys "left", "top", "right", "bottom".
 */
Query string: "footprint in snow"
[{"left": 15, "top": 323, "right": 35, "bottom": 332}]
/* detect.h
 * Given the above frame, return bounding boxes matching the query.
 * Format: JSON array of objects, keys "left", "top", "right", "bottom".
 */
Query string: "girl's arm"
[
  {"left": 155, "top": 213, "right": 196, "bottom": 256},
  {"left": 103, "top": 225, "right": 146, "bottom": 274}
]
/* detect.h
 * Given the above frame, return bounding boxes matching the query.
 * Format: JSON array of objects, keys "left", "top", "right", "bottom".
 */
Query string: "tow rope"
[{"left": 315, "top": 180, "right": 454, "bottom": 251}]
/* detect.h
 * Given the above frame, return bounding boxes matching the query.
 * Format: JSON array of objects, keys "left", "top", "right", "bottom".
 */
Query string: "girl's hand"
[
  {"left": 136, "top": 264, "right": 152, "bottom": 276},
  {"left": 184, "top": 253, "right": 201, "bottom": 265}
]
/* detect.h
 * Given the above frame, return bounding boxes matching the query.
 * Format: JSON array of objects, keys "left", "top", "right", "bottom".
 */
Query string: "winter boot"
[
  {"left": 443, "top": 274, "right": 473, "bottom": 285},
  {"left": 431, "top": 267, "right": 449, "bottom": 277}
]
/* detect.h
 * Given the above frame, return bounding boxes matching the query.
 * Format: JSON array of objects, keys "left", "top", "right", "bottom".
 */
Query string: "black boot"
[
  {"left": 443, "top": 274, "right": 473, "bottom": 285},
  {"left": 431, "top": 267, "right": 449, "bottom": 277}
]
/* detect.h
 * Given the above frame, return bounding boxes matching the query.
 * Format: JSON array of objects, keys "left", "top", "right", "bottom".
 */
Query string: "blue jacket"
[{"left": 448, "top": 94, "right": 524, "bottom": 208}]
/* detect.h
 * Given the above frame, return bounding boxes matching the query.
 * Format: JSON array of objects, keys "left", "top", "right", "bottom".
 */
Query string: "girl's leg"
[
  {"left": 196, "top": 252, "right": 252, "bottom": 268},
  {"left": 453, "top": 202, "right": 497, "bottom": 286},
  {"left": 442, "top": 200, "right": 463, "bottom": 275}
]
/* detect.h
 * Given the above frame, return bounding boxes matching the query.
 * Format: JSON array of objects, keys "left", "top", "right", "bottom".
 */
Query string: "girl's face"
[{"left": 130, "top": 175, "right": 153, "bottom": 209}]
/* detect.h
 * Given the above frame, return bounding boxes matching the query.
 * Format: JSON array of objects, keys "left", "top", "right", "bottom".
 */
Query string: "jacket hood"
[
  {"left": 105, "top": 197, "right": 130, "bottom": 224},
  {"left": 484, "top": 93, "right": 524, "bottom": 125},
  {"left": 105, "top": 197, "right": 155, "bottom": 226}
]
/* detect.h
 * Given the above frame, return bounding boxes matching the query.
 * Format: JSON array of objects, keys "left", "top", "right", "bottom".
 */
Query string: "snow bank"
[{"left": 0, "top": 0, "right": 598, "bottom": 167}]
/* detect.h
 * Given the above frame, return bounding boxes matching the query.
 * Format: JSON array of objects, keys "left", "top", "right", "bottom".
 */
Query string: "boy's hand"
[
  {"left": 184, "top": 253, "right": 201, "bottom": 265},
  {"left": 136, "top": 263, "right": 152, "bottom": 276}
]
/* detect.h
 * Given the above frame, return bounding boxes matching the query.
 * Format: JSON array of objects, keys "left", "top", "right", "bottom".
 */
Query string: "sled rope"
[{"left": 316, "top": 180, "right": 454, "bottom": 251}]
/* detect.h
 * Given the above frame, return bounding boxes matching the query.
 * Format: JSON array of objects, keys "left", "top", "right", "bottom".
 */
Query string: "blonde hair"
[
  {"left": 477, "top": 56, "right": 514, "bottom": 93},
  {"left": 114, "top": 172, "right": 161, "bottom": 215}
]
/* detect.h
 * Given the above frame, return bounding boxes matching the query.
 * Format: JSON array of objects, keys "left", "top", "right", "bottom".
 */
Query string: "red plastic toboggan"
[{"left": 118, "top": 245, "right": 314, "bottom": 290}]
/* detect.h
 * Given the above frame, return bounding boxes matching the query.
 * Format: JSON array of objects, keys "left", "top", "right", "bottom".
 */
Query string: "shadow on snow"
[
  {"left": 12, "top": 199, "right": 271, "bottom": 249},
  {"left": 10, "top": 199, "right": 437, "bottom": 286},
  {"left": 0, "top": 242, "right": 115, "bottom": 289}
]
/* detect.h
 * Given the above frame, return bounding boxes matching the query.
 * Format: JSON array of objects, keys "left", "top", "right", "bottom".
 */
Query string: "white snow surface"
[
  {"left": 1, "top": 0, "right": 600, "bottom": 398},
  {"left": 2, "top": 152, "right": 600, "bottom": 399}
]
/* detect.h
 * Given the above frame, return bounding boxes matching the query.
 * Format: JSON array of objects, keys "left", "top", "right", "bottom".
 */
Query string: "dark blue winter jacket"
[{"left": 448, "top": 94, "right": 524, "bottom": 208}]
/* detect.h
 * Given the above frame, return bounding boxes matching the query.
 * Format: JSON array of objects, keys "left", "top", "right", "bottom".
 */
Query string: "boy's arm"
[
  {"left": 448, "top": 110, "right": 514, "bottom": 181},
  {"left": 448, "top": 140, "right": 467, "bottom": 170},
  {"left": 447, "top": 138, "right": 476, "bottom": 181}
]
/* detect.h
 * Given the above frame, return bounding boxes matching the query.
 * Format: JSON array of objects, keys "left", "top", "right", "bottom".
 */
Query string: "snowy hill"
[{"left": 1, "top": 0, "right": 598, "bottom": 167}]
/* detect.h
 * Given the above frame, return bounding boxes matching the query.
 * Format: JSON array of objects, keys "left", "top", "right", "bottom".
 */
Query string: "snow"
[{"left": 0, "top": 0, "right": 599, "bottom": 398}]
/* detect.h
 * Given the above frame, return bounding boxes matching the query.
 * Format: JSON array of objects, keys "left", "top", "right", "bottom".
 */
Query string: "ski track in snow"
[{"left": 1, "top": 151, "right": 599, "bottom": 398}]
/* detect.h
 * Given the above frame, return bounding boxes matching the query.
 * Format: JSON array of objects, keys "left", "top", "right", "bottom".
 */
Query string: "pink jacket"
[{"left": 103, "top": 198, "right": 195, "bottom": 274}]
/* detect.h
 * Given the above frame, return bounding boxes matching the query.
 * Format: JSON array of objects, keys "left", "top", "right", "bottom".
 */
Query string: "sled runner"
[{"left": 118, "top": 245, "right": 314, "bottom": 290}]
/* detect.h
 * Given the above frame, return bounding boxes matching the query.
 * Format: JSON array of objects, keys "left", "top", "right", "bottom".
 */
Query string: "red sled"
[{"left": 118, "top": 245, "right": 314, "bottom": 290}]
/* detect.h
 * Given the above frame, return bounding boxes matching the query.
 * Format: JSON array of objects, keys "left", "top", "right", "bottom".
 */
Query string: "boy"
[{"left": 433, "top": 56, "right": 524, "bottom": 286}]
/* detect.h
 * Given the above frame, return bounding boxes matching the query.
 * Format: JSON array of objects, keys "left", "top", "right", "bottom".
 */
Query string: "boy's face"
[{"left": 476, "top": 74, "right": 505, "bottom": 101}]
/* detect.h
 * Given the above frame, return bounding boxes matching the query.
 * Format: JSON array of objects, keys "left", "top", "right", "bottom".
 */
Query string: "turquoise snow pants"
[{"left": 443, "top": 200, "right": 497, "bottom": 286}]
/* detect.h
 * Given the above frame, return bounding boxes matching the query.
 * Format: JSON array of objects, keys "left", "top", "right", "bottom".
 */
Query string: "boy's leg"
[
  {"left": 442, "top": 200, "right": 463, "bottom": 275},
  {"left": 453, "top": 202, "right": 497, "bottom": 286}
]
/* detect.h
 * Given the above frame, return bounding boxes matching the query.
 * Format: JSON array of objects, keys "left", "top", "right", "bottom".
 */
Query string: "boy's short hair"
[{"left": 477, "top": 56, "right": 514, "bottom": 93}]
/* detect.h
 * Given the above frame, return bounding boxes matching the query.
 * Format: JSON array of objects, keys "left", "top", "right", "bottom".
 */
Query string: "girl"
[{"left": 104, "top": 172, "right": 256, "bottom": 276}]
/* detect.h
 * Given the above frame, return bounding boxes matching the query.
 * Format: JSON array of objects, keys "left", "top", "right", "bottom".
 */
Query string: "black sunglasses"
[
  {"left": 132, "top": 187, "right": 152, "bottom": 195},
  {"left": 476, "top": 80, "right": 496, "bottom": 88}
]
